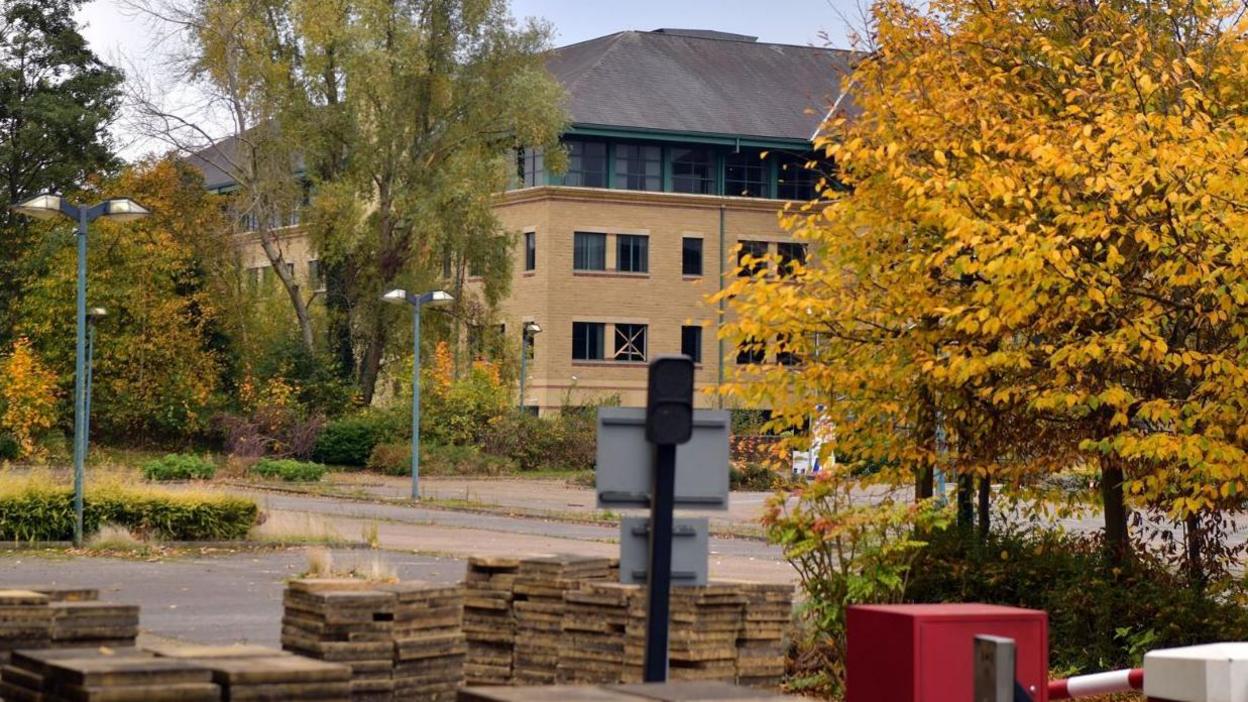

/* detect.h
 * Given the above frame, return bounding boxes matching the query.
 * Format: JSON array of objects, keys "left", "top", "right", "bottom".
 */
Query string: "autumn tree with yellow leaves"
[
  {"left": 722, "top": 0, "right": 1248, "bottom": 567},
  {"left": 0, "top": 338, "right": 59, "bottom": 460}
]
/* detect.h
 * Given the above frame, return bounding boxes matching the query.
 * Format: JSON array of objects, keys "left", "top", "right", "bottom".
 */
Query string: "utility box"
[
  {"left": 846, "top": 603, "right": 1048, "bottom": 702},
  {"left": 1144, "top": 642, "right": 1248, "bottom": 702}
]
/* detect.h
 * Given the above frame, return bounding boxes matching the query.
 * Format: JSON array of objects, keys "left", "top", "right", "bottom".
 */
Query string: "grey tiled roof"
[{"left": 547, "top": 30, "right": 857, "bottom": 142}]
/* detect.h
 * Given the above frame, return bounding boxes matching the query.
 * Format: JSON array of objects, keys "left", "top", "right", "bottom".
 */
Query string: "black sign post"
[{"left": 642, "top": 355, "right": 695, "bottom": 683}]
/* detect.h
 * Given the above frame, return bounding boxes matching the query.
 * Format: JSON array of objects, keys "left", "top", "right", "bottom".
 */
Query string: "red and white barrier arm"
[{"left": 1049, "top": 668, "right": 1144, "bottom": 699}]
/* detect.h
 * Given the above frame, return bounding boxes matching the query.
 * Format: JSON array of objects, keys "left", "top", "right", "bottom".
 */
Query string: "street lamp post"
[
  {"left": 10, "top": 194, "right": 149, "bottom": 546},
  {"left": 84, "top": 307, "right": 107, "bottom": 462},
  {"left": 382, "top": 288, "right": 454, "bottom": 500},
  {"left": 518, "top": 322, "right": 541, "bottom": 413}
]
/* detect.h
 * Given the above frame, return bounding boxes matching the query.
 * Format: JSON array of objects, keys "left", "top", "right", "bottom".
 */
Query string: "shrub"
[
  {"left": 0, "top": 433, "right": 18, "bottom": 462},
  {"left": 420, "top": 344, "right": 511, "bottom": 446},
  {"left": 730, "top": 463, "right": 776, "bottom": 491},
  {"left": 218, "top": 405, "right": 326, "bottom": 460},
  {"left": 479, "top": 411, "right": 596, "bottom": 472},
  {"left": 907, "top": 525, "right": 1248, "bottom": 674},
  {"left": 0, "top": 475, "right": 258, "bottom": 541},
  {"left": 142, "top": 454, "right": 216, "bottom": 481},
  {"left": 367, "top": 442, "right": 514, "bottom": 477},
  {"left": 313, "top": 411, "right": 402, "bottom": 467},
  {"left": 252, "top": 458, "right": 326, "bottom": 482}
]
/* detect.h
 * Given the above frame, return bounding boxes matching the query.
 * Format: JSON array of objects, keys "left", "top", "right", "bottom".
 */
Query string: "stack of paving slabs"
[
  {"left": 0, "top": 591, "right": 53, "bottom": 665},
  {"left": 732, "top": 583, "right": 793, "bottom": 689},
  {"left": 511, "top": 555, "right": 614, "bottom": 686},
  {"left": 281, "top": 579, "right": 397, "bottom": 702},
  {"left": 461, "top": 557, "right": 519, "bottom": 685},
  {"left": 557, "top": 582, "right": 644, "bottom": 685},
  {"left": 624, "top": 585, "right": 746, "bottom": 683},
  {"left": 385, "top": 583, "right": 465, "bottom": 702},
  {"left": 48, "top": 601, "right": 139, "bottom": 651},
  {"left": 0, "top": 646, "right": 217, "bottom": 702}
]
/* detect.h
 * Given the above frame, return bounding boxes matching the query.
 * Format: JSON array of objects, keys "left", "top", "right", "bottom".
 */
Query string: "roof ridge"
[
  {"left": 558, "top": 31, "right": 635, "bottom": 98},
  {"left": 635, "top": 29, "right": 856, "bottom": 54}
]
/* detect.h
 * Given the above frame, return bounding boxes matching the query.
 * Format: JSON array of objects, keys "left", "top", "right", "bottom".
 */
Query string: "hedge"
[
  {"left": 252, "top": 458, "right": 326, "bottom": 482},
  {"left": 142, "top": 454, "right": 216, "bottom": 481},
  {"left": 0, "top": 480, "right": 258, "bottom": 542}
]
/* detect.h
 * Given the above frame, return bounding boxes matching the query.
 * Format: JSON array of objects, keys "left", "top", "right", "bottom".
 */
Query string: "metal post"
[
  {"left": 974, "top": 635, "right": 1017, "bottom": 702},
  {"left": 410, "top": 303, "right": 422, "bottom": 501},
  {"left": 72, "top": 211, "right": 87, "bottom": 546},
  {"left": 518, "top": 330, "right": 527, "bottom": 411},
  {"left": 84, "top": 322, "right": 95, "bottom": 456},
  {"left": 643, "top": 442, "right": 677, "bottom": 682}
]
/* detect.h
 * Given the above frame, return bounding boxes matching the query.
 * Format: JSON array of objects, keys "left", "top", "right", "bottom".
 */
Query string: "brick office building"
[{"left": 197, "top": 28, "right": 854, "bottom": 413}]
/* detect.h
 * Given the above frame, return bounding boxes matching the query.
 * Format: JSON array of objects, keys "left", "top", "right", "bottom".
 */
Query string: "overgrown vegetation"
[
  {"left": 0, "top": 473, "right": 258, "bottom": 541},
  {"left": 252, "top": 458, "right": 326, "bottom": 483},
  {"left": 141, "top": 454, "right": 216, "bottom": 481}
]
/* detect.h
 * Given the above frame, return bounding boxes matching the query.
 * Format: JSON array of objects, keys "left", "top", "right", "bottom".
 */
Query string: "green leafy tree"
[{"left": 0, "top": 0, "right": 122, "bottom": 347}]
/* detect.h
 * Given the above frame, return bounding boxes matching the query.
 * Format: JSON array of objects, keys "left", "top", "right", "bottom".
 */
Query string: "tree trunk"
[
  {"left": 324, "top": 258, "right": 355, "bottom": 381},
  {"left": 1100, "top": 457, "right": 1130, "bottom": 563},
  {"left": 1185, "top": 512, "right": 1204, "bottom": 588},
  {"left": 977, "top": 476, "right": 990, "bottom": 541},
  {"left": 357, "top": 309, "right": 388, "bottom": 406},
  {"left": 915, "top": 384, "right": 936, "bottom": 501},
  {"left": 258, "top": 234, "right": 314, "bottom": 350},
  {"left": 956, "top": 473, "right": 974, "bottom": 531}
]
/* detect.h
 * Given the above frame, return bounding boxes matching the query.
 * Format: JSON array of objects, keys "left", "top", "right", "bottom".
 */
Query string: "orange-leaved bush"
[{"left": 0, "top": 338, "right": 59, "bottom": 460}]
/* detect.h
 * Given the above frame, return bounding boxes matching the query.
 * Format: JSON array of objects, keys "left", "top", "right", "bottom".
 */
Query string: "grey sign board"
[
  {"left": 619, "top": 516, "right": 709, "bottom": 587},
  {"left": 595, "top": 407, "right": 730, "bottom": 510}
]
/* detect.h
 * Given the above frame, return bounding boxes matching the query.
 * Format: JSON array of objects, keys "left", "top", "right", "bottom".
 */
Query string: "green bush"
[
  {"left": 730, "top": 463, "right": 777, "bottom": 491},
  {"left": 0, "top": 480, "right": 258, "bottom": 541},
  {"left": 907, "top": 526, "right": 1248, "bottom": 674},
  {"left": 480, "top": 411, "right": 596, "bottom": 472},
  {"left": 0, "top": 433, "right": 17, "bottom": 461},
  {"left": 252, "top": 458, "right": 327, "bottom": 482},
  {"left": 367, "top": 442, "right": 514, "bottom": 477},
  {"left": 313, "top": 411, "right": 401, "bottom": 467},
  {"left": 141, "top": 454, "right": 216, "bottom": 481}
]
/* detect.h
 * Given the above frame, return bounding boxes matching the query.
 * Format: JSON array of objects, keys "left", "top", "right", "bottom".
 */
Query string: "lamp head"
[
  {"left": 101, "top": 198, "right": 150, "bottom": 223},
  {"left": 382, "top": 289, "right": 411, "bottom": 306},
  {"left": 11, "top": 193, "right": 65, "bottom": 221},
  {"left": 524, "top": 322, "right": 542, "bottom": 335},
  {"left": 424, "top": 290, "right": 454, "bottom": 306},
  {"left": 87, "top": 307, "right": 108, "bottom": 322}
]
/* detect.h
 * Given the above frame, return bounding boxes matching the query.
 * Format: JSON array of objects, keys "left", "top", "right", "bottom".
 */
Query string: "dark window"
[
  {"left": 617, "top": 234, "right": 649, "bottom": 273},
  {"left": 520, "top": 147, "right": 545, "bottom": 187},
  {"left": 572, "top": 322, "right": 605, "bottom": 360},
  {"left": 671, "top": 147, "right": 715, "bottom": 194},
  {"left": 524, "top": 232, "right": 536, "bottom": 271},
  {"left": 573, "top": 232, "right": 607, "bottom": 271},
  {"left": 682, "top": 237, "right": 703, "bottom": 276},
  {"left": 524, "top": 330, "right": 536, "bottom": 360},
  {"left": 725, "top": 150, "right": 769, "bottom": 197},
  {"left": 777, "top": 242, "right": 807, "bottom": 277},
  {"left": 778, "top": 153, "right": 818, "bottom": 201},
  {"left": 776, "top": 334, "right": 801, "bottom": 366},
  {"left": 738, "top": 240, "right": 769, "bottom": 277},
  {"left": 308, "top": 260, "right": 325, "bottom": 292},
  {"left": 562, "top": 140, "right": 608, "bottom": 187},
  {"left": 681, "top": 325, "right": 702, "bottom": 363},
  {"left": 616, "top": 144, "right": 662, "bottom": 191},
  {"left": 737, "top": 337, "right": 766, "bottom": 365},
  {"left": 613, "top": 323, "right": 647, "bottom": 362}
]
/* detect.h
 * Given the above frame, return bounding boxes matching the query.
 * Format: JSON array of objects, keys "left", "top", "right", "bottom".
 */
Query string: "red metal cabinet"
[{"left": 846, "top": 603, "right": 1048, "bottom": 702}]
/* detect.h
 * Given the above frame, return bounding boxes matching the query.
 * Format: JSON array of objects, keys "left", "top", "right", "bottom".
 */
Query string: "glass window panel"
[
  {"left": 725, "top": 150, "right": 769, "bottom": 197},
  {"left": 573, "top": 232, "right": 606, "bottom": 271},
  {"left": 524, "top": 232, "right": 536, "bottom": 271},
  {"left": 613, "top": 323, "right": 647, "bottom": 362},
  {"left": 737, "top": 337, "right": 766, "bottom": 365},
  {"left": 778, "top": 153, "right": 818, "bottom": 201},
  {"left": 682, "top": 238, "right": 703, "bottom": 276},
  {"left": 777, "top": 242, "right": 807, "bottom": 277},
  {"left": 671, "top": 147, "right": 715, "bottom": 194},
  {"left": 563, "top": 140, "right": 607, "bottom": 188},
  {"left": 617, "top": 234, "right": 649, "bottom": 273},
  {"left": 572, "top": 322, "right": 605, "bottom": 360},
  {"left": 681, "top": 325, "right": 702, "bottom": 363},
  {"left": 616, "top": 144, "right": 662, "bottom": 191},
  {"left": 738, "top": 240, "right": 769, "bottom": 277}
]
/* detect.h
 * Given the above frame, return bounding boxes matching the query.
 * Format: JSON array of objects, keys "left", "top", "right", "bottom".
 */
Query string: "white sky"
[{"left": 77, "top": 0, "right": 865, "bottom": 161}]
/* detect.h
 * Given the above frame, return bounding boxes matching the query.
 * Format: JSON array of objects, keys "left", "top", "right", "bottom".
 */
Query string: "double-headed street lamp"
[
  {"left": 10, "top": 194, "right": 149, "bottom": 546},
  {"left": 519, "top": 322, "right": 541, "bottom": 412},
  {"left": 382, "top": 288, "right": 454, "bottom": 500}
]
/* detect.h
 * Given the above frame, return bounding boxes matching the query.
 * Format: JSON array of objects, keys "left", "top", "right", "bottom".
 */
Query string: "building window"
[
  {"left": 681, "top": 325, "right": 702, "bottom": 363},
  {"left": 616, "top": 144, "right": 662, "bottom": 191},
  {"left": 613, "top": 323, "right": 647, "bottom": 362},
  {"left": 573, "top": 232, "right": 607, "bottom": 271},
  {"left": 738, "top": 240, "right": 769, "bottom": 277},
  {"left": 682, "top": 237, "right": 703, "bottom": 276},
  {"left": 725, "top": 150, "right": 769, "bottom": 197},
  {"left": 562, "top": 140, "right": 608, "bottom": 188},
  {"left": 520, "top": 147, "right": 544, "bottom": 187},
  {"left": 737, "top": 337, "right": 766, "bottom": 365},
  {"left": 671, "top": 147, "right": 715, "bottom": 194},
  {"left": 308, "top": 260, "right": 325, "bottom": 292},
  {"left": 777, "top": 242, "right": 807, "bottom": 277},
  {"left": 572, "top": 322, "right": 605, "bottom": 360},
  {"left": 617, "top": 234, "right": 649, "bottom": 273},
  {"left": 524, "top": 232, "right": 536, "bottom": 271},
  {"left": 778, "top": 153, "right": 818, "bottom": 201},
  {"left": 776, "top": 334, "right": 801, "bottom": 366}
]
